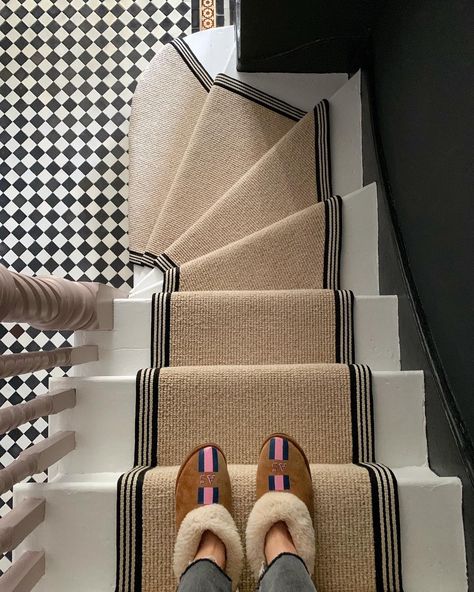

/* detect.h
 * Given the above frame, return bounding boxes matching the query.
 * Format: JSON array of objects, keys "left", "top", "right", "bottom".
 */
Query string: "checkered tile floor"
[{"left": 0, "top": 0, "right": 235, "bottom": 574}]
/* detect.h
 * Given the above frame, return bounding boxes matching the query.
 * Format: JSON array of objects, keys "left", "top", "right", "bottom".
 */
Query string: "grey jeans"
[{"left": 177, "top": 553, "right": 317, "bottom": 592}]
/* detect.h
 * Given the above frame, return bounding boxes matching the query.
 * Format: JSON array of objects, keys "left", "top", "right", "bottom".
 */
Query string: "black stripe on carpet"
[
  {"left": 214, "top": 73, "right": 306, "bottom": 121},
  {"left": 171, "top": 38, "right": 213, "bottom": 91}
]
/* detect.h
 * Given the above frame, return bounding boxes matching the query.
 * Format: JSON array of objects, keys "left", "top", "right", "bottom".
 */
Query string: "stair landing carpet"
[
  {"left": 151, "top": 289, "right": 354, "bottom": 368},
  {"left": 162, "top": 197, "right": 342, "bottom": 293},
  {"left": 128, "top": 39, "right": 213, "bottom": 264},
  {"left": 134, "top": 364, "right": 374, "bottom": 467},
  {"left": 116, "top": 464, "right": 402, "bottom": 592}
]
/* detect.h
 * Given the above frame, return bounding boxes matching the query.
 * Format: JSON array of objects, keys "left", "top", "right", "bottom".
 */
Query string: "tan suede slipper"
[
  {"left": 246, "top": 434, "right": 316, "bottom": 577},
  {"left": 173, "top": 444, "right": 243, "bottom": 590}
]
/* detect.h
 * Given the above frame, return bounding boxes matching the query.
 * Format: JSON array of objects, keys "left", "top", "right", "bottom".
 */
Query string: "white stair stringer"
[
  {"left": 14, "top": 467, "right": 467, "bottom": 592},
  {"left": 47, "top": 370, "right": 426, "bottom": 476},
  {"left": 71, "top": 294, "right": 400, "bottom": 376},
  {"left": 130, "top": 183, "right": 380, "bottom": 297}
]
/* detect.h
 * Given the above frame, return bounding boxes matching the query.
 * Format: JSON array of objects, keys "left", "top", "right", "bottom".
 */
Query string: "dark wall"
[
  {"left": 372, "top": 1, "right": 474, "bottom": 444},
  {"left": 236, "top": 0, "right": 381, "bottom": 72}
]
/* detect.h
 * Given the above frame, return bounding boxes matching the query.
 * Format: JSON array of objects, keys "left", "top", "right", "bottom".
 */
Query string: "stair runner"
[{"left": 118, "top": 36, "right": 403, "bottom": 592}]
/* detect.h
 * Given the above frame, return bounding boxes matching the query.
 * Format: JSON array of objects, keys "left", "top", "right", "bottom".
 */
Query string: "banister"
[
  {"left": 0, "top": 431, "right": 75, "bottom": 495},
  {"left": 0, "top": 264, "right": 126, "bottom": 331},
  {"left": 0, "top": 345, "right": 98, "bottom": 379},
  {"left": 0, "top": 550, "right": 45, "bottom": 591},
  {"left": 0, "top": 389, "right": 76, "bottom": 434},
  {"left": 0, "top": 498, "right": 45, "bottom": 554}
]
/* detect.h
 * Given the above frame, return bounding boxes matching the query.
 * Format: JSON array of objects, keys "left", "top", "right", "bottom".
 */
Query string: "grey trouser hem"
[{"left": 177, "top": 553, "right": 317, "bottom": 592}]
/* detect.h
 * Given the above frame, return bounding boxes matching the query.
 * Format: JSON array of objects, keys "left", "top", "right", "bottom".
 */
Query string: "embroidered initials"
[
  {"left": 272, "top": 462, "right": 287, "bottom": 473},
  {"left": 199, "top": 473, "right": 215, "bottom": 485}
]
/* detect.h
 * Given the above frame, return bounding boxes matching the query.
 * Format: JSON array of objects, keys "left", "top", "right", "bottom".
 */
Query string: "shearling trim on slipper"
[
  {"left": 245, "top": 492, "right": 315, "bottom": 577},
  {"left": 174, "top": 504, "right": 243, "bottom": 590}
]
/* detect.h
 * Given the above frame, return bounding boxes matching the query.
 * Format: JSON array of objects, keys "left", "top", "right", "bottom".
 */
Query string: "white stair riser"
[
  {"left": 72, "top": 295, "right": 399, "bottom": 376},
  {"left": 131, "top": 184, "right": 379, "bottom": 296},
  {"left": 14, "top": 468, "right": 467, "bottom": 592},
  {"left": 47, "top": 371, "right": 426, "bottom": 476}
]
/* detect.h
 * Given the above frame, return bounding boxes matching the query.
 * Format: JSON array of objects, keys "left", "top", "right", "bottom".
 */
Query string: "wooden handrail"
[
  {"left": 0, "top": 389, "right": 76, "bottom": 434},
  {"left": 0, "top": 345, "right": 98, "bottom": 379},
  {"left": 0, "top": 264, "right": 126, "bottom": 331},
  {"left": 0, "top": 498, "right": 45, "bottom": 554},
  {"left": 0, "top": 431, "right": 75, "bottom": 495},
  {"left": 0, "top": 551, "right": 45, "bottom": 591}
]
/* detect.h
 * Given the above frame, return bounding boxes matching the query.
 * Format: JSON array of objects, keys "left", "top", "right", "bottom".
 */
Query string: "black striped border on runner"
[
  {"left": 334, "top": 289, "right": 354, "bottom": 364},
  {"left": 129, "top": 250, "right": 144, "bottom": 266},
  {"left": 115, "top": 466, "right": 150, "bottom": 592},
  {"left": 323, "top": 195, "right": 342, "bottom": 289},
  {"left": 214, "top": 73, "right": 306, "bottom": 122},
  {"left": 162, "top": 266, "right": 180, "bottom": 292},
  {"left": 140, "top": 252, "right": 178, "bottom": 273},
  {"left": 360, "top": 463, "right": 403, "bottom": 592},
  {"left": 134, "top": 368, "right": 160, "bottom": 467},
  {"left": 151, "top": 293, "right": 171, "bottom": 368},
  {"left": 171, "top": 38, "right": 213, "bottom": 92},
  {"left": 349, "top": 364, "right": 375, "bottom": 463},
  {"left": 314, "top": 99, "right": 332, "bottom": 201}
]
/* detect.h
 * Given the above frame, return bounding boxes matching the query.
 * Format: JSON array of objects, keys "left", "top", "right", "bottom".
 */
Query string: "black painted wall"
[{"left": 372, "top": 1, "right": 474, "bottom": 446}]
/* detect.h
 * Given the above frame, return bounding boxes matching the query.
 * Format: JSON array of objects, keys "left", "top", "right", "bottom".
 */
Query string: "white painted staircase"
[{"left": 12, "top": 27, "right": 467, "bottom": 591}]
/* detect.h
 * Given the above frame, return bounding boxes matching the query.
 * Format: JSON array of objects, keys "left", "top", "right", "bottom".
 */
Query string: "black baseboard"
[{"left": 360, "top": 68, "right": 473, "bottom": 588}]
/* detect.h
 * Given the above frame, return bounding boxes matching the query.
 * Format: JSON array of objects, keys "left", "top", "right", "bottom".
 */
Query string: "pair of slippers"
[{"left": 174, "top": 434, "right": 315, "bottom": 590}]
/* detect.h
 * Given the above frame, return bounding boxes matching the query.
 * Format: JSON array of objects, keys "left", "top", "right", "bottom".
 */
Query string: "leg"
[
  {"left": 178, "top": 557, "right": 232, "bottom": 592},
  {"left": 257, "top": 521, "right": 316, "bottom": 592},
  {"left": 258, "top": 553, "right": 316, "bottom": 592}
]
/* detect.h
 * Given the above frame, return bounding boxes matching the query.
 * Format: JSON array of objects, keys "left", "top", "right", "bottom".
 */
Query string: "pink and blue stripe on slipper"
[
  {"left": 198, "top": 446, "right": 219, "bottom": 472},
  {"left": 268, "top": 474, "right": 291, "bottom": 491},
  {"left": 197, "top": 486, "right": 219, "bottom": 505},
  {"left": 269, "top": 437, "right": 289, "bottom": 461}
]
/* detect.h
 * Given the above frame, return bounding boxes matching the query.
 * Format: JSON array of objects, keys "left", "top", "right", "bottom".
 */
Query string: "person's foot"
[
  {"left": 264, "top": 521, "right": 297, "bottom": 564},
  {"left": 194, "top": 529, "right": 227, "bottom": 569},
  {"left": 173, "top": 444, "right": 243, "bottom": 590},
  {"left": 246, "top": 434, "right": 315, "bottom": 577}
]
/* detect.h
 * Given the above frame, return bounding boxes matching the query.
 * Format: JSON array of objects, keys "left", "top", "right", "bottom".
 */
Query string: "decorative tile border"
[{"left": 191, "top": 0, "right": 233, "bottom": 32}]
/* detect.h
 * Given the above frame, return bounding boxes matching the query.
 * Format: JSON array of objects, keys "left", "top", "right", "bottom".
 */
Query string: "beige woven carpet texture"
[
  {"left": 134, "top": 364, "right": 374, "bottom": 467},
  {"left": 128, "top": 42, "right": 209, "bottom": 260},
  {"left": 118, "top": 465, "right": 401, "bottom": 592},
  {"left": 145, "top": 83, "right": 298, "bottom": 257},
  {"left": 151, "top": 290, "right": 354, "bottom": 368}
]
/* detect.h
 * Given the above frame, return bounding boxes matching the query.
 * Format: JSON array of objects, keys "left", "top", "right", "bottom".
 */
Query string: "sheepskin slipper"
[
  {"left": 246, "top": 491, "right": 316, "bottom": 577},
  {"left": 173, "top": 503, "right": 244, "bottom": 590}
]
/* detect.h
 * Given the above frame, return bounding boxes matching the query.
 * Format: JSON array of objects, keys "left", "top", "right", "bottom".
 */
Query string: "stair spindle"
[
  {"left": 0, "top": 498, "right": 45, "bottom": 554},
  {"left": 0, "top": 431, "right": 75, "bottom": 495},
  {"left": 0, "top": 551, "right": 45, "bottom": 591}
]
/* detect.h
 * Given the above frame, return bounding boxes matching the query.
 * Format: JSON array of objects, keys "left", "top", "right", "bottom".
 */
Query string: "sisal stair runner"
[
  {"left": 134, "top": 364, "right": 374, "bottom": 467},
  {"left": 144, "top": 74, "right": 300, "bottom": 261},
  {"left": 151, "top": 289, "right": 354, "bottom": 368},
  {"left": 117, "top": 464, "right": 401, "bottom": 592},
  {"left": 161, "top": 198, "right": 342, "bottom": 292},
  {"left": 128, "top": 39, "right": 213, "bottom": 263},
  {"left": 154, "top": 100, "right": 332, "bottom": 270},
  {"left": 120, "top": 35, "right": 403, "bottom": 592}
]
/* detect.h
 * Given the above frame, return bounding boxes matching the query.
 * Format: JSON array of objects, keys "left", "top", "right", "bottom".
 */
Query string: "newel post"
[{"left": 0, "top": 264, "right": 126, "bottom": 331}]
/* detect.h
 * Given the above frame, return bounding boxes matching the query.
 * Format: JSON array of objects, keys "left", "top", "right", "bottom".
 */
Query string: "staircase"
[{"left": 11, "top": 26, "right": 467, "bottom": 591}]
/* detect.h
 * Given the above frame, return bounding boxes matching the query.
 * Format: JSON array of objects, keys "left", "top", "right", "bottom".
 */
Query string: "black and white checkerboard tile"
[{"left": 0, "top": 0, "right": 237, "bottom": 574}]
